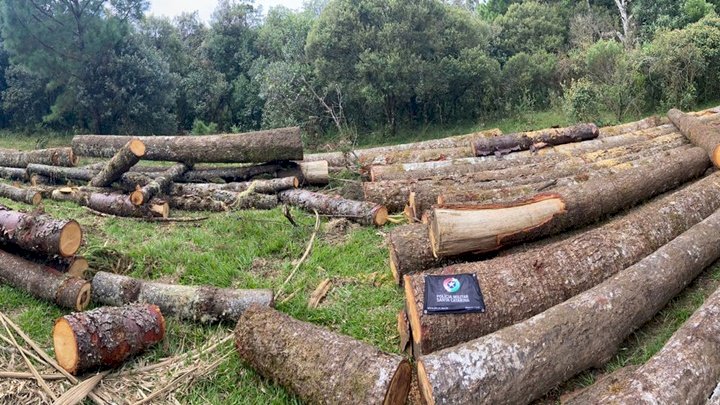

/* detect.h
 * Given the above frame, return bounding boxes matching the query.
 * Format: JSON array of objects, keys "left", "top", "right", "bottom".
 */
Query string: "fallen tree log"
[
  {"left": 669, "top": 108, "right": 720, "bottom": 166},
  {"left": 123, "top": 173, "right": 298, "bottom": 196},
  {"left": 279, "top": 189, "right": 388, "bottom": 226},
  {"left": 0, "top": 241, "right": 89, "bottom": 278},
  {"left": 0, "top": 183, "right": 42, "bottom": 205},
  {"left": 279, "top": 161, "right": 329, "bottom": 186},
  {"left": 53, "top": 304, "right": 165, "bottom": 375},
  {"left": 568, "top": 285, "right": 720, "bottom": 404},
  {"left": 179, "top": 161, "right": 329, "bottom": 186},
  {"left": 71, "top": 127, "right": 303, "bottom": 163},
  {"left": 232, "top": 192, "right": 279, "bottom": 210},
  {"left": 130, "top": 163, "right": 190, "bottom": 205},
  {"left": 0, "top": 206, "right": 82, "bottom": 257},
  {"left": 26, "top": 164, "right": 97, "bottom": 183},
  {"left": 472, "top": 123, "right": 599, "bottom": 156},
  {"left": 0, "top": 147, "right": 77, "bottom": 168},
  {"left": 0, "top": 167, "right": 29, "bottom": 182},
  {"left": 235, "top": 305, "right": 412, "bottom": 405},
  {"left": 167, "top": 196, "right": 228, "bottom": 212},
  {"left": 0, "top": 249, "right": 90, "bottom": 310},
  {"left": 51, "top": 188, "right": 168, "bottom": 218},
  {"left": 598, "top": 115, "right": 664, "bottom": 137},
  {"left": 91, "top": 271, "right": 273, "bottom": 323},
  {"left": 429, "top": 146, "right": 710, "bottom": 257},
  {"left": 416, "top": 204, "right": 720, "bottom": 405},
  {"left": 89, "top": 140, "right": 146, "bottom": 187},
  {"left": 404, "top": 172, "right": 720, "bottom": 355}
]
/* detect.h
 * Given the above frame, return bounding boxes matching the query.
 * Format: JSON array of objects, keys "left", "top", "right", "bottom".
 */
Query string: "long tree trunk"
[
  {"left": 569, "top": 286, "right": 720, "bottom": 404},
  {"left": 235, "top": 305, "right": 412, "bottom": 405},
  {"left": 0, "top": 205, "right": 82, "bottom": 257},
  {"left": 473, "top": 123, "right": 599, "bottom": 157},
  {"left": 0, "top": 183, "right": 42, "bottom": 205},
  {"left": 416, "top": 205, "right": 720, "bottom": 405},
  {"left": 0, "top": 147, "right": 77, "bottom": 168},
  {"left": 53, "top": 304, "right": 165, "bottom": 375},
  {"left": 232, "top": 192, "right": 279, "bottom": 210},
  {"left": 91, "top": 271, "right": 273, "bottom": 323},
  {"left": 130, "top": 163, "right": 190, "bottom": 205},
  {"left": 71, "top": 127, "right": 303, "bottom": 163},
  {"left": 279, "top": 161, "right": 330, "bottom": 186},
  {"left": 0, "top": 249, "right": 90, "bottom": 310},
  {"left": 123, "top": 173, "right": 298, "bottom": 196},
  {"left": 0, "top": 166, "right": 29, "bottom": 182},
  {"left": 179, "top": 161, "right": 329, "bottom": 186},
  {"left": 89, "top": 140, "right": 146, "bottom": 187},
  {"left": 26, "top": 164, "right": 98, "bottom": 183},
  {"left": 429, "top": 146, "right": 710, "bottom": 257},
  {"left": 279, "top": 189, "right": 388, "bottom": 226},
  {"left": 669, "top": 108, "right": 720, "bottom": 166},
  {"left": 167, "top": 196, "right": 228, "bottom": 212},
  {"left": 51, "top": 188, "right": 168, "bottom": 218},
  {"left": 404, "top": 172, "right": 720, "bottom": 355},
  {"left": 598, "top": 115, "right": 664, "bottom": 137}
]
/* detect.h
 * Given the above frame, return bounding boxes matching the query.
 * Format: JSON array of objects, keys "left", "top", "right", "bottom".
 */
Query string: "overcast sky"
[{"left": 148, "top": 0, "right": 306, "bottom": 22}]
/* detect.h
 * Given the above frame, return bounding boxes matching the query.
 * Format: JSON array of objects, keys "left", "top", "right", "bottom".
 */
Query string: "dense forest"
[{"left": 0, "top": 0, "right": 719, "bottom": 142}]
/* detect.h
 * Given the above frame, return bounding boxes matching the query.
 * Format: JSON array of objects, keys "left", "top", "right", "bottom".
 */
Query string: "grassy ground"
[{"left": 1, "top": 105, "right": 719, "bottom": 403}]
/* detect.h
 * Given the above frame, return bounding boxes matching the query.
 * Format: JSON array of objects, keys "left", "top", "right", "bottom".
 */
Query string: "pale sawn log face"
[
  {"left": 235, "top": 305, "right": 411, "bottom": 405},
  {"left": 417, "top": 205, "right": 720, "bottom": 405},
  {"left": 405, "top": 172, "right": 720, "bottom": 355}
]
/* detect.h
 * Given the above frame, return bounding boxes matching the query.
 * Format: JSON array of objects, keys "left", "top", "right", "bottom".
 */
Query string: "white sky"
[{"left": 148, "top": 0, "right": 306, "bottom": 22}]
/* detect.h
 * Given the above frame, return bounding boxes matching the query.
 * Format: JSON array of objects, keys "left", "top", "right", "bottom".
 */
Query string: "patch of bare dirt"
[{"left": 322, "top": 218, "right": 360, "bottom": 246}]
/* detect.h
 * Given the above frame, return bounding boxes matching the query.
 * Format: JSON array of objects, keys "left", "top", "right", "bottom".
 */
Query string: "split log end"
[
  {"left": 128, "top": 140, "right": 146, "bottom": 157},
  {"left": 31, "top": 192, "right": 42, "bottom": 205},
  {"left": 403, "top": 275, "right": 423, "bottom": 348},
  {"left": 416, "top": 360, "right": 435, "bottom": 405},
  {"left": 59, "top": 220, "right": 83, "bottom": 257},
  {"left": 384, "top": 359, "right": 413, "bottom": 405},
  {"left": 150, "top": 202, "right": 170, "bottom": 218}
]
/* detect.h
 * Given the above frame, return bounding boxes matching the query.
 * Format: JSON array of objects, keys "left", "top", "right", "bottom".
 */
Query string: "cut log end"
[
  {"left": 389, "top": 248, "right": 401, "bottom": 285},
  {"left": 291, "top": 177, "right": 300, "bottom": 188},
  {"left": 53, "top": 318, "right": 80, "bottom": 374},
  {"left": 374, "top": 206, "right": 389, "bottom": 226},
  {"left": 129, "top": 140, "right": 146, "bottom": 157},
  {"left": 713, "top": 146, "right": 720, "bottom": 168},
  {"left": 383, "top": 360, "right": 413, "bottom": 405},
  {"left": 416, "top": 360, "right": 435, "bottom": 405},
  {"left": 74, "top": 282, "right": 92, "bottom": 311},
  {"left": 59, "top": 221, "right": 83, "bottom": 257},
  {"left": 403, "top": 275, "right": 422, "bottom": 347},
  {"left": 67, "top": 257, "right": 89, "bottom": 278},
  {"left": 151, "top": 202, "right": 170, "bottom": 219},
  {"left": 31, "top": 192, "right": 42, "bottom": 205},
  {"left": 130, "top": 190, "right": 144, "bottom": 206},
  {"left": 70, "top": 151, "right": 79, "bottom": 167}
]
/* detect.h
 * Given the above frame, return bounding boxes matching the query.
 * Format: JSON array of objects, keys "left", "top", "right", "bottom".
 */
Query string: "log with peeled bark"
[
  {"left": 71, "top": 127, "right": 303, "bottom": 163},
  {"left": 279, "top": 189, "right": 388, "bottom": 226},
  {"left": 91, "top": 271, "right": 273, "bottom": 323},
  {"left": 130, "top": 163, "right": 190, "bottom": 206},
  {"left": 0, "top": 249, "right": 90, "bottom": 310},
  {"left": 0, "top": 147, "right": 77, "bottom": 168},
  {"left": 416, "top": 206, "right": 720, "bottom": 405},
  {"left": 89, "top": 140, "right": 146, "bottom": 187},
  {"left": 669, "top": 108, "right": 720, "bottom": 166},
  {"left": 51, "top": 188, "right": 169, "bottom": 218},
  {"left": 0, "top": 205, "right": 82, "bottom": 257},
  {"left": 0, "top": 167, "right": 29, "bottom": 182},
  {"left": 472, "top": 123, "right": 600, "bottom": 157},
  {"left": 428, "top": 146, "right": 710, "bottom": 258},
  {"left": 0, "top": 183, "right": 42, "bottom": 205},
  {"left": 404, "top": 172, "right": 720, "bottom": 355},
  {"left": 235, "top": 305, "right": 412, "bottom": 405},
  {"left": 568, "top": 285, "right": 720, "bottom": 404},
  {"left": 53, "top": 304, "right": 165, "bottom": 375},
  {"left": 167, "top": 195, "right": 228, "bottom": 212}
]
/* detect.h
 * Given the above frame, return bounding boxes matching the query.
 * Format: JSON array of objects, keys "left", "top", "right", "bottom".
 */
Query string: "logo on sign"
[{"left": 443, "top": 277, "right": 461, "bottom": 293}]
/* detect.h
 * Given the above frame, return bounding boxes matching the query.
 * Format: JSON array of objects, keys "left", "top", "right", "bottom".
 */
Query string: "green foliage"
[
  {"left": 494, "top": 1, "right": 568, "bottom": 58},
  {"left": 501, "top": 51, "right": 558, "bottom": 110},
  {"left": 563, "top": 78, "right": 602, "bottom": 122},
  {"left": 191, "top": 119, "right": 219, "bottom": 135}
]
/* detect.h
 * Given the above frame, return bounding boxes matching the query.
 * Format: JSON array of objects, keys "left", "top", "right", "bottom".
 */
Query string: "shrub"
[{"left": 563, "top": 79, "right": 602, "bottom": 122}]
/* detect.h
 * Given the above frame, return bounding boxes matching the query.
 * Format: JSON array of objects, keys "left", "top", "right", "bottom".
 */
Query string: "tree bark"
[
  {"left": 89, "top": 140, "right": 146, "bottom": 187},
  {"left": 669, "top": 108, "right": 720, "bottom": 166},
  {"left": 234, "top": 305, "right": 412, "bottom": 405},
  {"left": 91, "top": 271, "right": 273, "bottom": 323},
  {"left": 53, "top": 304, "right": 165, "bottom": 375},
  {"left": 0, "top": 166, "right": 29, "bottom": 182},
  {"left": 279, "top": 189, "right": 388, "bottom": 226},
  {"left": 404, "top": 172, "right": 720, "bottom": 355},
  {"left": 26, "top": 164, "right": 98, "bottom": 183},
  {"left": 569, "top": 286, "right": 720, "bottom": 404},
  {"left": 429, "top": 147, "right": 710, "bottom": 257},
  {"left": 0, "top": 183, "right": 42, "bottom": 205},
  {"left": 130, "top": 163, "right": 190, "bottom": 206},
  {"left": 71, "top": 127, "right": 303, "bottom": 163},
  {"left": 51, "top": 188, "right": 169, "bottom": 218},
  {"left": 123, "top": 174, "right": 298, "bottom": 196},
  {"left": 598, "top": 115, "right": 664, "bottom": 137},
  {"left": 0, "top": 249, "right": 90, "bottom": 311},
  {"left": 0, "top": 205, "right": 82, "bottom": 257},
  {"left": 231, "top": 192, "right": 279, "bottom": 210},
  {"left": 167, "top": 196, "right": 228, "bottom": 212},
  {"left": 0, "top": 147, "right": 77, "bottom": 168},
  {"left": 472, "top": 123, "right": 599, "bottom": 157},
  {"left": 416, "top": 205, "right": 720, "bottom": 405}
]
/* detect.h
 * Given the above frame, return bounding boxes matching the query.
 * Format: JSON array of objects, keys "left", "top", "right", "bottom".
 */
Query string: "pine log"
[
  {"left": 0, "top": 167, "right": 29, "bottom": 182},
  {"left": 89, "top": 140, "right": 146, "bottom": 187},
  {"left": 51, "top": 188, "right": 169, "bottom": 218},
  {"left": 178, "top": 161, "right": 329, "bottom": 185},
  {"left": 232, "top": 192, "right": 279, "bottom": 210},
  {"left": 569, "top": 287, "right": 720, "bottom": 404},
  {"left": 279, "top": 189, "right": 388, "bottom": 226},
  {"left": 130, "top": 163, "right": 190, "bottom": 205},
  {"left": 669, "top": 108, "right": 720, "bottom": 166},
  {"left": 278, "top": 161, "right": 330, "bottom": 186},
  {"left": 416, "top": 206, "right": 720, "bottom": 405},
  {"left": 0, "top": 147, "right": 77, "bottom": 168},
  {"left": 235, "top": 305, "right": 412, "bottom": 405},
  {"left": 0, "top": 249, "right": 90, "bottom": 310},
  {"left": 0, "top": 183, "right": 42, "bottom": 205},
  {"left": 123, "top": 173, "right": 298, "bottom": 196},
  {"left": 404, "top": 172, "right": 720, "bottom": 355},
  {"left": 598, "top": 115, "right": 664, "bottom": 137},
  {"left": 167, "top": 196, "right": 228, "bottom": 212},
  {"left": 473, "top": 123, "right": 599, "bottom": 157},
  {"left": 71, "top": 127, "right": 303, "bottom": 163},
  {"left": 53, "top": 304, "right": 165, "bottom": 375},
  {"left": 91, "top": 271, "right": 273, "bottom": 323},
  {"left": 429, "top": 146, "right": 710, "bottom": 257},
  {"left": 0, "top": 205, "right": 82, "bottom": 257},
  {"left": 26, "top": 164, "right": 98, "bottom": 183}
]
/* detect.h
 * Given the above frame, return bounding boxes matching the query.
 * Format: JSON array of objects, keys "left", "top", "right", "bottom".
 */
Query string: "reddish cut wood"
[
  {"left": 235, "top": 305, "right": 412, "bottom": 405},
  {"left": 0, "top": 205, "right": 82, "bottom": 257},
  {"left": 53, "top": 304, "right": 165, "bottom": 375}
]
